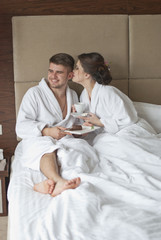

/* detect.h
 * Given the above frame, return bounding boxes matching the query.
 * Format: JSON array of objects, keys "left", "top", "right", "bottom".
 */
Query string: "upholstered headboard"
[{"left": 12, "top": 15, "right": 161, "bottom": 116}]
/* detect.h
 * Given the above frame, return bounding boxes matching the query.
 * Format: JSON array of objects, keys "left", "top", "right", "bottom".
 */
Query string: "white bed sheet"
[{"left": 7, "top": 123, "right": 161, "bottom": 240}]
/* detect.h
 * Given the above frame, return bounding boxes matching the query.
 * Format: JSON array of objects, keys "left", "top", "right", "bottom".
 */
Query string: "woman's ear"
[{"left": 84, "top": 73, "right": 90, "bottom": 79}]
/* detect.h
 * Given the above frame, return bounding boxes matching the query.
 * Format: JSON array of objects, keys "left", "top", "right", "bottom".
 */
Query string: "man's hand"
[{"left": 42, "top": 126, "right": 67, "bottom": 140}]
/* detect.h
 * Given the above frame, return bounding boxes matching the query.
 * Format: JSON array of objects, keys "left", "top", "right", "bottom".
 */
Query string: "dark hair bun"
[{"left": 78, "top": 52, "right": 112, "bottom": 85}]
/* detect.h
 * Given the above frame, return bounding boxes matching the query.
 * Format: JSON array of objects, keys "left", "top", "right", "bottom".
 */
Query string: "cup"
[{"left": 74, "top": 102, "right": 85, "bottom": 114}]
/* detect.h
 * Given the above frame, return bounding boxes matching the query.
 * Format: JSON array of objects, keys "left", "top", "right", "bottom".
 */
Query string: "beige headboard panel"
[
  {"left": 12, "top": 15, "right": 161, "bottom": 116},
  {"left": 129, "top": 15, "right": 161, "bottom": 103}
]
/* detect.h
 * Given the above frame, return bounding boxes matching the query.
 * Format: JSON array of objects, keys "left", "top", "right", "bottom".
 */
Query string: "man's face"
[{"left": 48, "top": 63, "right": 73, "bottom": 90}]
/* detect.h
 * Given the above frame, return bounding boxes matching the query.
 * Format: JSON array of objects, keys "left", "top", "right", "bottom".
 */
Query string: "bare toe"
[
  {"left": 65, "top": 177, "right": 81, "bottom": 187},
  {"left": 48, "top": 181, "right": 55, "bottom": 194},
  {"left": 34, "top": 179, "right": 55, "bottom": 194}
]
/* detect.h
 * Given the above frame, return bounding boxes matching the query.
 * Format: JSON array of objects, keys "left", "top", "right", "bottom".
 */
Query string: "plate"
[
  {"left": 71, "top": 112, "right": 89, "bottom": 118},
  {"left": 64, "top": 125, "right": 100, "bottom": 135}
]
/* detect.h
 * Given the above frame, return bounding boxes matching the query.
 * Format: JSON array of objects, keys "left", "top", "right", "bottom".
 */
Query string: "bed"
[{"left": 7, "top": 15, "right": 161, "bottom": 240}]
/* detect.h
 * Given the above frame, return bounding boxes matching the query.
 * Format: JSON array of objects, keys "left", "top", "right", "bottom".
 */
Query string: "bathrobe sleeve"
[
  {"left": 98, "top": 87, "right": 138, "bottom": 133},
  {"left": 16, "top": 87, "right": 47, "bottom": 138}
]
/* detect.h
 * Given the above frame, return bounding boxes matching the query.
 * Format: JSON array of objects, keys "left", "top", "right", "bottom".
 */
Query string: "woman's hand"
[
  {"left": 42, "top": 126, "right": 67, "bottom": 139},
  {"left": 78, "top": 113, "right": 104, "bottom": 127},
  {"left": 71, "top": 104, "right": 76, "bottom": 113}
]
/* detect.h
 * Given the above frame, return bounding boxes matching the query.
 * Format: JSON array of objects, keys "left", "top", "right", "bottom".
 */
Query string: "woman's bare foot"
[
  {"left": 33, "top": 179, "right": 55, "bottom": 194},
  {"left": 51, "top": 177, "right": 81, "bottom": 197}
]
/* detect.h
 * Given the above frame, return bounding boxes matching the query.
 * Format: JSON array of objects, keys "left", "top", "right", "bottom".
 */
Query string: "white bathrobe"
[
  {"left": 14, "top": 78, "right": 98, "bottom": 171},
  {"left": 16, "top": 78, "right": 78, "bottom": 139},
  {"left": 80, "top": 82, "right": 156, "bottom": 134}
]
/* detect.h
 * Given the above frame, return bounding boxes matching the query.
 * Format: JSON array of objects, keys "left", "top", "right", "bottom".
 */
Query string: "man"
[{"left": 16, "top": 53, "right": 81, "bottom": 197}]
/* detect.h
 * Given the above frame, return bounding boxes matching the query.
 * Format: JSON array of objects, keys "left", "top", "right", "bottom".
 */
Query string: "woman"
[{"left": 72, "top": 52, "right": 155, "bottom": 135}]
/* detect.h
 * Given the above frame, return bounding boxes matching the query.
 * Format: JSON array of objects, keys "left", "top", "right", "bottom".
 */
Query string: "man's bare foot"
[
  {"left": 33, "top": 179, "right": 55, "bottom": 194},
  {"left": 51, "top": 177, "right": 81, "bottom": 197}
]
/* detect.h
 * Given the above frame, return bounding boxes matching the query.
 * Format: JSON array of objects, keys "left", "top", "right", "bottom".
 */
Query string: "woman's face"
[{"left": 72, "top": 60, "right": 86, "bottom": 84}]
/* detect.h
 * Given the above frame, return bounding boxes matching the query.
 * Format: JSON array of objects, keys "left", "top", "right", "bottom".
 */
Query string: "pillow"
[{"left": 133, "top": 102, "right": 161, "bottom": 134}]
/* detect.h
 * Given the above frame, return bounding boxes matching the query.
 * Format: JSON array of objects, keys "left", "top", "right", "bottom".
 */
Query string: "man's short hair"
[{"left": 49, "top": 53, "right": 75, "bottom": 71}]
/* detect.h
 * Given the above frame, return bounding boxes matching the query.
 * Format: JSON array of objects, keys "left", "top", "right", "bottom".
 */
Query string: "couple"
[{"left": 16, "top": 52, "right": 158, "bottom": 197}]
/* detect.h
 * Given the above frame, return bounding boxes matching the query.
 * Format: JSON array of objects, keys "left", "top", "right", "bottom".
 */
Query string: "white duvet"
[{"left": 8, "top": 125, "right": 161, "bottom": 240}]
